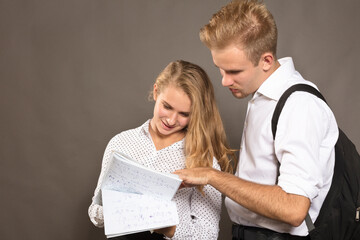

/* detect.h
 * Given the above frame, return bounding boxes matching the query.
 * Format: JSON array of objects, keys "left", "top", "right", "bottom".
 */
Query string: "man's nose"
[{"left": 222, "top": 74, "right": 233, "bottom": 87}]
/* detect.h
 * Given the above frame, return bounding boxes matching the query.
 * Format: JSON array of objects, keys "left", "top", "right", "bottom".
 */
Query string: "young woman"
[{"left": 88, "top": 60, "right": 235, "bottom": 239}]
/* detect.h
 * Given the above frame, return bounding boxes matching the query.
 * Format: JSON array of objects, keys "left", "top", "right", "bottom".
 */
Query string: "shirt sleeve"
[
  {"left": 275, "top": 92, "right": 338, "bottom": 200},
  {"left": 88, "top": 203, "right": 104, "bottom": 227},
  {"left": 171, "top": 159, "right": 222, "bottom": 240},
  {"left": 88, "top": 135, "right": 121, "bottom": 227}
]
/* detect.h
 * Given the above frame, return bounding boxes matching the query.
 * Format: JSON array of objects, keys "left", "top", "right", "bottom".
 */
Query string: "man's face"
[{"left": 211, "top": 44, "right": 265, "bottom": 99}]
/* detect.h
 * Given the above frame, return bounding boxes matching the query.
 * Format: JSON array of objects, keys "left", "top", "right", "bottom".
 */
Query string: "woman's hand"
[{"left": 154, "top": 225, "right": 176, "bottom": 238}]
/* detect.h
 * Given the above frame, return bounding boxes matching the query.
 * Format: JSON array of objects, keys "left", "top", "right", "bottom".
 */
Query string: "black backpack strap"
[
  {"left": 271, "top": 83, "right": 327, "bottom": 140},
  {"left": 271, "top": 83, "right": 327, "bottom": 233}
]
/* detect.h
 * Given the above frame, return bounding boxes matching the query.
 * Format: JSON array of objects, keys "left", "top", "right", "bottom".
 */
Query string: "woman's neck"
[{"left": 148, "top": 121, "right": 185, "bottom": 151}]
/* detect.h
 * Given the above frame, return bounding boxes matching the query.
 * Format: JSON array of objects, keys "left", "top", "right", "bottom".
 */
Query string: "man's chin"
[{"left": 232, "top": 91, "right": 248, "bottom": 99}]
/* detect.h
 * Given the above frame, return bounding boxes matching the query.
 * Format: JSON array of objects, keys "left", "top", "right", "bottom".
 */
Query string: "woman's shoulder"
[{"left": 108, "top": 120, "right": 150, "bottom": 144}]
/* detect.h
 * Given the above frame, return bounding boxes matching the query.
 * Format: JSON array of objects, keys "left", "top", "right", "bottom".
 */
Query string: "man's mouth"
[{"left": 229, "top": 88, "right": 238, "bottom": 93}]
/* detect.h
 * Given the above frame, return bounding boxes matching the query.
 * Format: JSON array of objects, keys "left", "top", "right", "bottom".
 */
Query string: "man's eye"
[
  {"left": 163, "top": 104, "right": 171, "bottom": 109},
  {"left": 227, "top": 70, "right": 241, "bottom": 75}
]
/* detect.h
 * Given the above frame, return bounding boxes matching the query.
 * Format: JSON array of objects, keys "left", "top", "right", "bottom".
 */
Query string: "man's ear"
[
  {"left": 153, "top": 84, "right": 158, "bottom": 101},
  {"left": 261, "top": 53, "right": 275, "bottom": 71}
]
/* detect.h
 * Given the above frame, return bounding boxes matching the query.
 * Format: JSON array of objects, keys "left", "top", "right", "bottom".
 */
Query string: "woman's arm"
[{"left": 88, "top": 135, "right": 120, "bottom": 227}]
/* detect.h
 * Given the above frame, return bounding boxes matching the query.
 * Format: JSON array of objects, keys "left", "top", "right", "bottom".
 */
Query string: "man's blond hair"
[{"left": 200, "top": 0, "right": 277, "bottom": 66}]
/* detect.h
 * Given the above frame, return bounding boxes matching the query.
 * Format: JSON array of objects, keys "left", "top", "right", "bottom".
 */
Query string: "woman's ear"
[{"left": 153, "top": 84, "right": 158, "bottom": 101}]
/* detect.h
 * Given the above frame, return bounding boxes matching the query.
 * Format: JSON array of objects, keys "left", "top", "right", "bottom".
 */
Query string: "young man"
[{"left": 174, "top": 0, "right": 339, "bottom": 239}]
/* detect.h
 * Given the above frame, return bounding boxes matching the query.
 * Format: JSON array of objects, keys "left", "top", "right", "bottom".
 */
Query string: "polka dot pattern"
[{"left": 89, "top": 120, "right": 221, "bottom": 239}]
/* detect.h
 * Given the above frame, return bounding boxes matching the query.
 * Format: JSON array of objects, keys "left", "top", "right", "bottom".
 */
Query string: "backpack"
[{"left": 271, "top": 83, "right": 360, "bottom": 240}]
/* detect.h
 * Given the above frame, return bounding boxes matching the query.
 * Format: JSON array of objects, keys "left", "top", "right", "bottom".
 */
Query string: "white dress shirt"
[
  {"left": 89, "top": 120, "right": 222, "bottom": 239},
  {"left": 225, "top": 57, "right": 339, "bottom": 236}
]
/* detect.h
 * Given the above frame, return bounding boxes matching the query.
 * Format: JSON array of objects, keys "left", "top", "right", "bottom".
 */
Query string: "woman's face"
[{"left": 151, "top": 84, "right": 191, "bottom": 138}]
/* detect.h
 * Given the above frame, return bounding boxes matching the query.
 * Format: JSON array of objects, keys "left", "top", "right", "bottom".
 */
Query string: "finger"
[{"left": 173, "top": 169, "right": 184, "bottom": 175}]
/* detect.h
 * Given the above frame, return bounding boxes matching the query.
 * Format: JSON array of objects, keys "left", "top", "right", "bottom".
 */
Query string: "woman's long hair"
[{"left": 153, "top": 60, "right": 236, "bottom": 186}]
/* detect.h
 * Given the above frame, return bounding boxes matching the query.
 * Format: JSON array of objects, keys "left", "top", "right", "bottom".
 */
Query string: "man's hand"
[{"left": 174, "top": 167, "right": 215, "bottom": 187}]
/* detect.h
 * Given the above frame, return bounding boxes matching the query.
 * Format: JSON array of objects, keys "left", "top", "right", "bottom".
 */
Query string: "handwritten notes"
[
  {"left": 101, "top": 152, "right": 181, "bottom": 201},
  {"left": 101, "top": 151, "right": 182, "bottom": 238},
  {"left": 102, "top": 190, "right": 179, "bottom": 237}
]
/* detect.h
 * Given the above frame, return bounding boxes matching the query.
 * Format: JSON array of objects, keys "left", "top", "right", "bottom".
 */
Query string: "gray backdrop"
[{"left": 1, "top": 0, "right": 359, "bottom": 239}]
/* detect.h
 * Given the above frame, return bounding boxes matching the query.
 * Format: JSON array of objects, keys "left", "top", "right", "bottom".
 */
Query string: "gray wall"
[{"left": 1, "top": 0, "right": 359, "bottom": 239}]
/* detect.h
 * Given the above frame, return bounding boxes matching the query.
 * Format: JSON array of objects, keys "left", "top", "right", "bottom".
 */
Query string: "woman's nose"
[{"left": 167, "top": 113, "right": 177, "bottom": 125}]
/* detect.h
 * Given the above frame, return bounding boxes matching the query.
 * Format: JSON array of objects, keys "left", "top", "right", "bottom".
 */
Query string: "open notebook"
[{"left": 100, "top": 151, "right": 182, "bottom": 238}]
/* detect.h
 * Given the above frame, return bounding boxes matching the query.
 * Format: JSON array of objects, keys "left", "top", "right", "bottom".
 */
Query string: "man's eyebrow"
[
  {"left": 215, "top": 66, "right": 241, "bottom": 74},
  {"left": 214, "top": 64, "right": 240, "bottom": 72}
]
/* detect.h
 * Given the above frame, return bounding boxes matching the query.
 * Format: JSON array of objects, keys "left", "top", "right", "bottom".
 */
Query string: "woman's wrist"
[{"left": 154, "top": 225, "right": 176, "bottom": 238}]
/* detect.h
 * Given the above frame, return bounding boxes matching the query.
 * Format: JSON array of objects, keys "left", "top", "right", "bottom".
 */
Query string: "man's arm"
[{"left": 174, "top": 167, "right": 310, "bottom": 227}]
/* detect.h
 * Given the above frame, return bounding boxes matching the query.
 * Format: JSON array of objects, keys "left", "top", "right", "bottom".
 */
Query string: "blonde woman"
[{"left": 88, "top": 60, "right": 235, "bottom": 239}]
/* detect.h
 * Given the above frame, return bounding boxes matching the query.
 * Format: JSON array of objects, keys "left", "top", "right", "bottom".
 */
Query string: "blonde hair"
[
  {"left": 200, "top": 0, "right": 277, "bottom": 66},
  {"left": 153, "top": 60, "right": 236, "bottom": 177}
]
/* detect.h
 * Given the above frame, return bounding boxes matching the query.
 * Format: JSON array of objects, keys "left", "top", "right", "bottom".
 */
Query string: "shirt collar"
[
  {"left": 140, "top": 119, "right": 152, "bottom": 137},
  {"left": 255, "top": 57, "right": 297, "bottom": 101}
]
